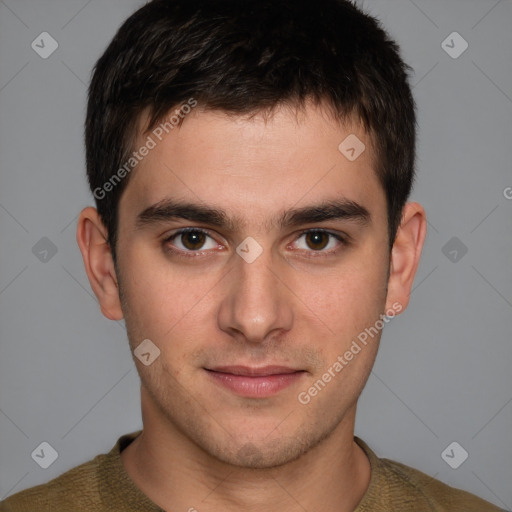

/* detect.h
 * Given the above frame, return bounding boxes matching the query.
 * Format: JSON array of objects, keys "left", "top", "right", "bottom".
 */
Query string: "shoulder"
[
  {"left": 0, "top": 431, "right": 142, "bottom": 512},
  {"left": 355, "top": 437, "right": 504, "bottom": 512},
  {"left": 0, "top": 454, "right": 105, "bottom": 512},
  {"left": 379, "top": 457, "right": 503, "bottom": 511}
]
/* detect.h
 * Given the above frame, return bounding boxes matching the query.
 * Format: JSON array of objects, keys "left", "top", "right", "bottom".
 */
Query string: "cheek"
[
  {"left": 294, "top": 264, "right": 387, "bottom": 408},
  {"left": 118, "top": 247, "right": 221, "bottom": 346},
  {"left": 293, "top": 255, "right": 388, "bottom": 334}
]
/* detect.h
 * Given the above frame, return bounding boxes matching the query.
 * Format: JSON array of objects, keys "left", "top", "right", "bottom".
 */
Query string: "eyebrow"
[{"left": 136, "top": 198, "right": 371, "bottom": 231}]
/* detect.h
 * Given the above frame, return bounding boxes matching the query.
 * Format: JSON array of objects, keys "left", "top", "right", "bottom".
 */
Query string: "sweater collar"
[{"left": 100, "top": 430, "right": 380, "bottom": 511}]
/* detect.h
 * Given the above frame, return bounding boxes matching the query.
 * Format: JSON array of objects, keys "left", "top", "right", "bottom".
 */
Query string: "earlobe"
[
  {"left": 76, "top": 207, "right": 124, "bottom": 321},
  {"left": 385, "top": 202, "right": 427, "bottom": 313}
]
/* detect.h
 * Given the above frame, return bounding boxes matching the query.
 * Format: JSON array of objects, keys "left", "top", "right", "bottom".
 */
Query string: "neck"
[{"left": 121, "top": 390, "right": 371, "bottom": 512}]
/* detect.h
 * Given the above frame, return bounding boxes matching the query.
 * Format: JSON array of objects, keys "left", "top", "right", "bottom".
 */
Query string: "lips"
[
  {"left": 207, "top": 365, "right": 300, "bottom": 376},
  {"left": 205, "top": 365, "right": 306, "bottom": 398}
]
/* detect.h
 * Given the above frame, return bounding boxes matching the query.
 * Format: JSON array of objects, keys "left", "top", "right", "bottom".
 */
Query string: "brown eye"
[
  {"left": 304, "top": 231, "right": 329, "bottom": 250},
  {"left": 293, "top": 229, "right": 346, "bottom": 255},
  {"left": 163, "top": 228, "right": 220, "bottom": 258},
  {"left": 180, "top": 230, "right": 207, "bottom": 250}
]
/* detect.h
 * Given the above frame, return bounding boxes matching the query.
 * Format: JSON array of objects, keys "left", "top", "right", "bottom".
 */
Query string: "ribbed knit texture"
[{"left": 1, "top": 431, "right": 503, "bottom": 511}]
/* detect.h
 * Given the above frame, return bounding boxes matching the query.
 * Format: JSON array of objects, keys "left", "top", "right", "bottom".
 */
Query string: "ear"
[
  {"left": 385, "top": 202, "right": 427, "bottom": 313},
  {"left": 76, "top": 207, "right": 124, "bottom": 321}
]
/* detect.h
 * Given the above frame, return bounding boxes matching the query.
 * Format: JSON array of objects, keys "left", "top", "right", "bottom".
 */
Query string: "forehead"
[{"left": 120, "top": 102, "right": 384, "bottom": 227}]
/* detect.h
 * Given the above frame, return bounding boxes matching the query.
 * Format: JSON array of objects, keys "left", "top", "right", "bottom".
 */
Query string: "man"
[{"left": 1, "top": 0, "right": 503, "bottom": 510}]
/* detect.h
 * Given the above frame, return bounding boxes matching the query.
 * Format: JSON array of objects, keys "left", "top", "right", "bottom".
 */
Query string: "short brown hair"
[{"left": 85, "top": 0, "right": 416, "bottom": 261}]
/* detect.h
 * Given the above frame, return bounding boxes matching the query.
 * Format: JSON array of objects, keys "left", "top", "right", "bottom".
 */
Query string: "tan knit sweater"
[{"left": 0, "top": 431, "right": 503, "bottom": 511}]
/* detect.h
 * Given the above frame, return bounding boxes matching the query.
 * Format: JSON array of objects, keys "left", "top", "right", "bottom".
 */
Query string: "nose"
[{"left": 217, "top": 246, "right": 294, "bottom": 344}]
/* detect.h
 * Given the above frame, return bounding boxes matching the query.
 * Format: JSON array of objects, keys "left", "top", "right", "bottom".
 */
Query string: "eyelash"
[
  {"left": 162, "top": 227, "right": 348, "bottom": 259},
  {"left": 291, "top": 229, "right": 348, "bottom": 259}
]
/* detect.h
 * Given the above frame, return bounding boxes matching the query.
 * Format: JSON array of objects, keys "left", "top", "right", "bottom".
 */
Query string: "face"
[{"left": 113, "top": 102, "right": 394, "bottom": 468}]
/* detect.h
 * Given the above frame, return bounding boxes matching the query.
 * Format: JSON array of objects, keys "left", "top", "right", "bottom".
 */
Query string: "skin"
[{"left": 77, "top": 101, "right": 426, "bottom": 511}]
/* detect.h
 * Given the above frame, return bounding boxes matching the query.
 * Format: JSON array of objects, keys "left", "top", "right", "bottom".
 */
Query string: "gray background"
[{"left": 0, "top": 0, "right": 511, "bottom": 509}]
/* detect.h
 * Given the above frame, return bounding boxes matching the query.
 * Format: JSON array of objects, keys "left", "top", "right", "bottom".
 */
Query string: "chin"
[
  {"left": 201, "top": 424, "right": 330, "bottom": 470},
  {"left": 216, "top": 440, "right": 306, "bottom": 469}
]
